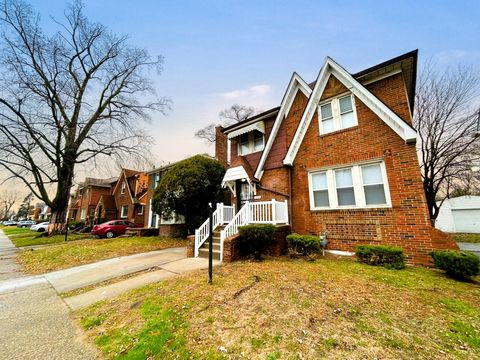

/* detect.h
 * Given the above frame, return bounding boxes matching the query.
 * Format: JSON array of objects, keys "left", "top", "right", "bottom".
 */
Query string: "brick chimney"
[{"left": 215, "top": 125, "right": 228, "bottom": 167}]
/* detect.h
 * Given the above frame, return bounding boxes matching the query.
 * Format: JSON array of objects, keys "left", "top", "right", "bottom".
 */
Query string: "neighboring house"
[
  {"left": 143, "top": 158, "right": 206, "bottom": 236},
  {"left": 68, "top": 177, "right": 116, "bottom": 224},
  {"left": 198, "top": 50, "right": 457, "bottom": 265},
  {"left": 435, "top": 196, "right": 480, "bottom": 233},
  {"left": 103, "top": 169, "right": 149, "bottom": 225}
]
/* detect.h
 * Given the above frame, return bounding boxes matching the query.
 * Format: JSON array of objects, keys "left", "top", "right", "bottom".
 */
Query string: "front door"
[{"left": 237, "top": 181, "right": 254, "bottom": 209}]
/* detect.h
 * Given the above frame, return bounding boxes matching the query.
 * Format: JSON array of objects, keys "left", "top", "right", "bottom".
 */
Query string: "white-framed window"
[
  {"left": 237, "top": 131, "right": 264, "bottom": 156},
  {"left": 152, "top": 173, "right": 160, "bottom": 189},
  {"left": 308, "top": 161, "right": 391, "bottom": 210},
  {"left": 80, "top": 209, "right": 86, "bottom": 220},
  {"left": 138, "top": 205, "right": 144, "bottom": 215},
  {"left": 319, "top": 94, "right": 358, "bottom": 135},
  {"left": 121, "top": 205, "right": 129, "bottom": 218},
  {"left": 121, "top": 181, "right": 126, "bottom": 194}
]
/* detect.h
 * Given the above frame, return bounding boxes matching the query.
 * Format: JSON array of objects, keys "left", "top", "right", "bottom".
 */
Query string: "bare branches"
[
  {"left": 0, "top": 189, "right": 17, "bottom": 220},
  {"left": 415, "top": 61, "right": 480, "bottom": 222},
  {"left": 0, "top": 0, "right": 168, "bottom": 226},
  {"left": 195, "top": 104, "right": 256, "bottom": 143}
]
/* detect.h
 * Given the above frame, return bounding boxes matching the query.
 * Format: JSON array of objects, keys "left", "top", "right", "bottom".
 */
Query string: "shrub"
[
  {"left": 286, "top": 233, "right": 320, "bottom": 256},
  {"left": 238, "top": 224, "right": 276, "bottom": 260},
  {"left": 430, "top": 250, "right": 479, "bottom": 279},
  {"left": 356, "top": 245, "right": 405, "bottom": 270}
]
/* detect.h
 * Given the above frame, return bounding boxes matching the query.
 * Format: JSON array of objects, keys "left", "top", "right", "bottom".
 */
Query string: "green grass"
[
  {"left": 452, "top": 233, "right": 480, "bottom": 244},
  {"left": 2, "top": 226, "right": 90, "bottom": 247},
  {"left": 17, "top": 236, "right": 186, "bottom": 274},
  {"left": 78, "top": 258, "right": 480, "bottom": 359}
]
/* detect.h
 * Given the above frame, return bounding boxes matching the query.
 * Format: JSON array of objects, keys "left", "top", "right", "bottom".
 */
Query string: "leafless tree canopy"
[
  {"left": 195, "top": 104, "right": 255, "bottom": 143},
  {"left": 415, "top": 62, "right": 480, "bottom": 223},
  {"left": 0, "top": 0, "right": 168, "bottom": 228},
  {"left": 0, "top": 189, "right": 17, "bottom": 220}
]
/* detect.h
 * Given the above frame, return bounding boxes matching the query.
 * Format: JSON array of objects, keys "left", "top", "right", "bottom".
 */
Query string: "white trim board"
[
  {"left": 283, "top": 57, "right": 417, "bottom": 166},
  {"left": 254, "top": 72, "right": 312, "bottom": 180}
]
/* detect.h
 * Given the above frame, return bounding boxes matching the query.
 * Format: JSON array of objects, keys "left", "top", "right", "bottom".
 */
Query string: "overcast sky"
[{"left": 2, "top": 0, "right": 480, "bottom": 202}]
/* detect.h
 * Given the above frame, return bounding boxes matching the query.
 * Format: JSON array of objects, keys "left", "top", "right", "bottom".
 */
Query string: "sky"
[{"left": 2, "top": 0, "right": 480, "bottom": 202}]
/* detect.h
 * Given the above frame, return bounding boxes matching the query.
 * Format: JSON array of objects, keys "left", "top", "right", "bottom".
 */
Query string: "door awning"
[
  {"left": 221, "top": 166, "right": 252, "bottom": 187},
  {"left": 227, "top": 121, "right": 265, "bottom": 139}
]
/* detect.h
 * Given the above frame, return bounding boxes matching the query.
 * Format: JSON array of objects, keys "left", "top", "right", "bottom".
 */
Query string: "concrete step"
[
  {"left": 200, "top": 242, "right": 221, "bottom": 251},
  {"left": 198, "top": 248, "right": 221, "bottom": 260}
]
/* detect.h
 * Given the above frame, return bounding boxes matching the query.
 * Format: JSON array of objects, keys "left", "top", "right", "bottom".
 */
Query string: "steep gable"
[{"left": 283, "top": 57, "right": 417, "bottom": 166}]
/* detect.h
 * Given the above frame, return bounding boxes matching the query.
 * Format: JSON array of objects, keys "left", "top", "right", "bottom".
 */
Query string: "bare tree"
[
  {"left": 0, "top": 1, "right": 168, "bottom": 231},
  {"left": 195, "top": 104, "right": 255, "bottom": 143},
  {"left": 415, "top": 62, "right": 480, "bottom": 224},
  {"left": 0, "top": 189, "right": 17, "bottom": 220}
]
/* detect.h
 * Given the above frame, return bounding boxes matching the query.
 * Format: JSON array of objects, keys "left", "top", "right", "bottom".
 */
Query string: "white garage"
[{"left": 435, "top": 196, "right": 480, "bottom": 233}]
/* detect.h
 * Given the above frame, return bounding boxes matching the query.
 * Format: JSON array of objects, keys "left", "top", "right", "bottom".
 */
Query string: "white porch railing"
[
  {"left": 219, "top": 199, "right": 288, "bottom": 261},
  {"left": 194, "top": 203, "right": 235, "bottom": 257}
]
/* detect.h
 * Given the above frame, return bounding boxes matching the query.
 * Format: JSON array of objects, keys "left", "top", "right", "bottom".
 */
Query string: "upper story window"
[
  {"left": 238, "top": 131, "right": 264, "bottom": 156},
  {"left": 319, "top": 94, "right": 357, "bottom": 135},
  {"left": 152, "top": 173, "right": 160, "bottom": 189},
  {"left": 121, "top": 181, "right": 126, "bottom": 194},
  {"left": 308, "top": 161, "right": 391, "bottom": 210}
]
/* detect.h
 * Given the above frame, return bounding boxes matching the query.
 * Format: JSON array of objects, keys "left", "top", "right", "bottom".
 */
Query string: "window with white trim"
[
  {"left": 80, "top": 209, "right": 86, "bottom": 220},
  {"left": 237, "top": 131, "right": 264, "bottom": 155},
  {"left": 138, "top": 205, "right": 144, "bottom": 216},
  {"left": 121, "top": 181, "right": 126, "bottom": 194},
  {"left": 308, "top": 161, "right": 390, "bottom": 210},
  {"left": 319, "top": 94, "right": 357, "bottom": 135},
  {"left": 121, "top": 205, "right": 129, "bottom": 218}
]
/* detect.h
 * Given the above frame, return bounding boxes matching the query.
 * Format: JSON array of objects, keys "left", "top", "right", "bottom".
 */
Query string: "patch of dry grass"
[
  {"left": 17, "top": 237, "right": 186, "bottom": 274},
  {"left": 78, "top": 257, "right": 480, "bottom": 359}
]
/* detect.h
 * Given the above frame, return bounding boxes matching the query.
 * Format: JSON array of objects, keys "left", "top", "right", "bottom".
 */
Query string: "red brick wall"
[
  {"left": 215, "top": 126, "right": 228, "bottom": 167},
  {"left": 288, "top": 73, "right": 451, "bottom": 265}
]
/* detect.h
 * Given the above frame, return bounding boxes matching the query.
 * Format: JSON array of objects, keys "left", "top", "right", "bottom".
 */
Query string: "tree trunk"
[{"left": 48, "top": 160, "right": 75, "bottom": 234}]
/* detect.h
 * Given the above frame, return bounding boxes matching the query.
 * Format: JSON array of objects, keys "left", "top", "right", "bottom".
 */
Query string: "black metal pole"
[
  {"left": 208, "top": 202, "right": 213, "bottom": 284},
  {"left": 64, "top": 212, "right": 69, "bottom": 242}
]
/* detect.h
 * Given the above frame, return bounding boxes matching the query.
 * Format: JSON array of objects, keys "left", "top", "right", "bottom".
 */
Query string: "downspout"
[{"left": 287, "top": 165, "right": 293, "bottom": 229}]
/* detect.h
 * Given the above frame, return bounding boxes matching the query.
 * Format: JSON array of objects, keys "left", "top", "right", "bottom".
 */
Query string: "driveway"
[{"left": 457, "top": 242, "right": 480, "bottom": 258}]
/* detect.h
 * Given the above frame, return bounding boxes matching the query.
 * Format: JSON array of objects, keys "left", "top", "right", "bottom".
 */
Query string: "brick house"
[
  {"left": 68, "top": 177, "right": 115, "bottom": 224},
  {"left": 96, "top": 169, "right": 149, "bottom": 225},
  {"left": 200, "top": 50, "right": 457, "bottom": 265}
]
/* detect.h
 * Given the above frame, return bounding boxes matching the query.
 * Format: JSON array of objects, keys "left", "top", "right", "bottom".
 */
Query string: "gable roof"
[
  {"left": 283, "top": 56, "right": 417, "bottom": 166},
  {"left": 253, "top": 72, "right": 313, "bottom": 179}
]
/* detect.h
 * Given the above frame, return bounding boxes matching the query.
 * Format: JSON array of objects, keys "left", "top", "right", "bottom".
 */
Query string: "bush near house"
[
  {"left": 286, "top": 233, "right": 320, "bottom": 256},
  {"left": 356, "top": 245, "right": 406, "bottom": 270},
  {"left": 430, "top": 250, "right": 480, "bottom": 279},
  {"left": 68, "top": 220, "right": 85, "bottom": 230},
  {"left": 238, "top": 224, "right": 276, "bottom": 260}
]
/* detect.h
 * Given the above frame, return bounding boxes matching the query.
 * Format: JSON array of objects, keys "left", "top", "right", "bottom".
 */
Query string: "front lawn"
[
  {"left": 452, "top": 233, "right": 480, "bottom": 244},
  {"left": 78, "top": 258, "right": 480, "bottom": 359},
  {"left": 2, "top": 226, "right": 90, "bottom": 247},
  {"left": 17, "top": 236, "right": 186, "bottom": 274}
]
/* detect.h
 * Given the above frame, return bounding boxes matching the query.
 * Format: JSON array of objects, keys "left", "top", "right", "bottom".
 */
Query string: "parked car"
[
  {"left": 17, "top": 220, "right": 36, "bottom": 228},
  {"left": 91, "top": 220, "right": 139, "bottom": 238},
  {"left": 3, "top": 220, "right": 17, "bottom": 226},
  {"left": 30, "top": 222, "right": 49, "bottom": 233}
]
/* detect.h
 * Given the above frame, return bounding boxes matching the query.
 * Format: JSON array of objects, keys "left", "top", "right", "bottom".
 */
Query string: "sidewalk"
[
  {"left": 0, "top": 230, "right": 98, "bottom": 359},
  {"left": 0, "top": 229, "right": 24, "bottom": 281}
]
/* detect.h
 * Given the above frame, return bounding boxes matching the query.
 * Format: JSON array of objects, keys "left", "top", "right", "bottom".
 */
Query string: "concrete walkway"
[
  {"left": 64, "top": 257, "right": 215, "bottom": 310},
  {"left": 457, "top": 242, "right": 480, "bottom": 258},
  {"left": 0, "top": 246, "right": 187, "bottom": 293}
]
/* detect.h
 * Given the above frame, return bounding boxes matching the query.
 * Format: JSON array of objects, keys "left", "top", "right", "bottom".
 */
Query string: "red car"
[{"left": 91, "top": 220, "right": 139, "bottom": 238}]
